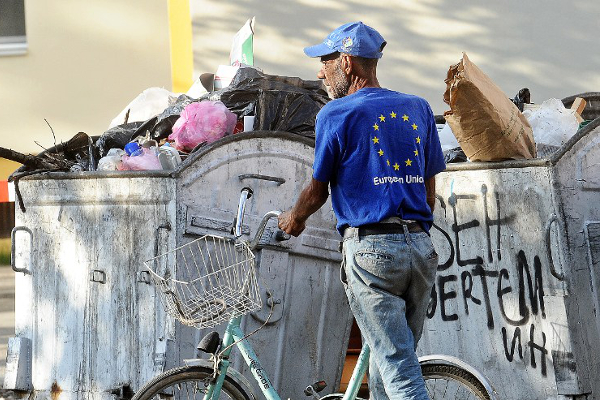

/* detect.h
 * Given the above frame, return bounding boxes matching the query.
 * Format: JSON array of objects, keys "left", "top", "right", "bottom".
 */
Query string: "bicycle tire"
[
  {"left": 421, "top": 363, "right": 492, "bottom": 400},
  {"left": 132, "top": 365, "right": 252, "bottom": 400}
]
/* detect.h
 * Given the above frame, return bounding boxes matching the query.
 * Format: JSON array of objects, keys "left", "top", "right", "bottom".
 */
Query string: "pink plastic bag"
[
  {"left": 168, "top": 101, "right": 237, "bottom": 152},
  {"left": 119, "top": 148, "right": 162, "bottom": 171}
]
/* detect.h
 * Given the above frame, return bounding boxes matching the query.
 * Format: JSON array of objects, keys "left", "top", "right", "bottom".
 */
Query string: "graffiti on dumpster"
[{"left": 427, "top": 184, "right": 556, "bottom": 377}]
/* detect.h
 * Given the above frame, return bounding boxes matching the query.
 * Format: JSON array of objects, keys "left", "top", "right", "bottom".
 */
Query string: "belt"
[{"left": 343, "top": 222, "right": 423, "bottom": 239}]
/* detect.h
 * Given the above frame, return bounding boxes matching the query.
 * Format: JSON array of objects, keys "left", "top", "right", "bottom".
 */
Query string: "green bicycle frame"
[
  {"left": 202, "top": 315, "right": 370, "bottom": 400},
  {"left": 203, "top": 315, "right": 281, "bottom": 400},
  {"left": 341, "top": 345, "right": 369, "bottom": 400}
]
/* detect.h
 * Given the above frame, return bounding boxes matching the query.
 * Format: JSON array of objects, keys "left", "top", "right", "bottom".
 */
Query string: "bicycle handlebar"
[{"left": 248, "top": 211, "right": 290, "bottom": 250}]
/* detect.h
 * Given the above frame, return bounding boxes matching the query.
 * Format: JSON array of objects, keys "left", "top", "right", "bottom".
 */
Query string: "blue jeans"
[{"left": 341, "top": 227, "right": 438, "bottom": 400}]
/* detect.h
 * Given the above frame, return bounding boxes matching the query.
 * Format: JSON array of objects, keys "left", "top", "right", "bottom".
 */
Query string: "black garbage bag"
[
  {"left": 130, "top": 67, "right": 330, "bottom": 143},
  {"left": 221, "top": 68, "right": 329, "bottom": 137},
  {"left": 511, "top": 88, "right": 531, "bottom": 112},
  {"left": 444, "top": 147, "right": 468, "bottom": 163},
  {"left": 96, "top": 121, "right": 146, "bottom": 157},
  {"left": 254, "top": 90, "right": 325, "bottom": 137}
]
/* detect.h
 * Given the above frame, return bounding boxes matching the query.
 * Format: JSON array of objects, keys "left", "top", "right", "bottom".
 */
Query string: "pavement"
[{"left": 0, "top": 264, "right": 15, "bottom": 388}]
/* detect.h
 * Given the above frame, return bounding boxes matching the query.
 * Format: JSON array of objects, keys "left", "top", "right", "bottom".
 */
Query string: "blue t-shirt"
[{"left": 313, "top": 87, "right": 446, "bottom": 234}]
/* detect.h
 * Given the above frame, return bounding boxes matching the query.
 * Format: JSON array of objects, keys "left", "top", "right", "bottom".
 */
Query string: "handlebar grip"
[{"left": 275, "top": 230, "right": 291, "bottom": 241}]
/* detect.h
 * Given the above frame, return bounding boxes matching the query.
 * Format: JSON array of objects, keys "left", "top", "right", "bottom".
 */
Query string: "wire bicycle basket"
[{"left": 145, "top": 235, "right": 261, "bottom": 329}]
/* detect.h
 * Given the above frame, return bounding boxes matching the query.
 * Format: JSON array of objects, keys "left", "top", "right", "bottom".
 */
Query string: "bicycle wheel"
[
  {"left": 132, "top": 365, "right": 253, "bottom": 400},
  {"left": 421, "top": 363, "right": 492, "bottom": 400}
]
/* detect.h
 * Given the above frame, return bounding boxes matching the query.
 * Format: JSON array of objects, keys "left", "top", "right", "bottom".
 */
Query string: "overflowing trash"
[
  {"left": 524, "top": 98, "right": 581, "bottom": 157},
  {"left": 1, "top": 66, "right": 328, "bottom": 181},
  {"left": 0, "top": 22, "right": 598, "bottom": 188},
  {"left": 443, "top": 52, "right": 536, "bottom": 161},
  {"left": 440, "top": 53, "right": 596, "bottom": 163}
]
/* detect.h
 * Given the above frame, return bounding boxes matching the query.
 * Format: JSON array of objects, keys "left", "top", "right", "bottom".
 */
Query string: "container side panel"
[
  {"left": 13, "top": 176, "right": 175, "bottom": 398},
  {"left": 556, "top": 123, "right": 600, "bottom": 397},
  {"left": 420, "top": 167, "right": 574, "bottom": 399}
]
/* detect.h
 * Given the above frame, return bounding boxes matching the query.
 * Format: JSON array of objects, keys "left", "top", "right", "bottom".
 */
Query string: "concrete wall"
[
  {"left": 0, "top": 0, "right": 172, "bottom": 160},
  {"left": 190, "top": 0, "right": 600, "bottom": 116}
]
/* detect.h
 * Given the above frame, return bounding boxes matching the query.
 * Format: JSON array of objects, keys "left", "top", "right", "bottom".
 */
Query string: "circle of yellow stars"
[{"left": 371, "top": 110, "right": 422, "bottom": 172}]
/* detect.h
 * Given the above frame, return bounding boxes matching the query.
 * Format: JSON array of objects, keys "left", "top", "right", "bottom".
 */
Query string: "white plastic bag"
[
  {"left": 523, "top": 98, "right": 579, "bottom": 147},
  {"left": 109, "top": 87, "right": 177, "bottom": 128},
  {"left": 97, "top": 148, "right": 125, "bottom": 171},
  {"left": 438, "top": 123, "right": 460, "bottom": 152}
]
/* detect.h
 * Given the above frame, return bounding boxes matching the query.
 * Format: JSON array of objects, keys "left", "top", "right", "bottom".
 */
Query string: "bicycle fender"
[
  {"left": 183, "top": 359, "right": 258, "bottom": 400},
  {"left": 418, "top": 354, "right": 498, "bottom": 400}
]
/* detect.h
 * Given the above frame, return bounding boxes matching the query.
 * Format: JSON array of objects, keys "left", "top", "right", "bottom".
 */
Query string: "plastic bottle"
[
  {"left": 124, "top": 142, "right": 143, "bottom": 156},
  {"left": 158, "top": 142, "right": 182, "bottom": 170}
]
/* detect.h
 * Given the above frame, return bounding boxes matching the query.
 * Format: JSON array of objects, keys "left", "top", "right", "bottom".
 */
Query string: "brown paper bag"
[{"left": 443, "top": 53, "right": 536, "bottom": 161}]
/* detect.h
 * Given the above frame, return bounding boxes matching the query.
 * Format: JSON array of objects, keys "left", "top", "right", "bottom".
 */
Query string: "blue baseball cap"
[{"left": 304, "top": 22, "right": 386, "bottom": 59}]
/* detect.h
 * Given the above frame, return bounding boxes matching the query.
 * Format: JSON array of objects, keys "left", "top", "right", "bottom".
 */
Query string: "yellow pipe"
[{"left": 167, "top": 0, "right": 194, "bottom": 93}]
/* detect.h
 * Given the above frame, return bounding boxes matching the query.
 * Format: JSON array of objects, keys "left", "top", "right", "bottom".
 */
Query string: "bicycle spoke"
[
  {"left": 442, "top": 378, "right": 450, "bottom": 398},
  {"left": 425, "top": 377, "right": 485, "bottom": 400}
]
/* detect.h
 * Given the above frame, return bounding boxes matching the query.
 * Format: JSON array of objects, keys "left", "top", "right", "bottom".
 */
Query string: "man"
[{"left": 278, "top": 22, "right": 446, "bottom": 399}]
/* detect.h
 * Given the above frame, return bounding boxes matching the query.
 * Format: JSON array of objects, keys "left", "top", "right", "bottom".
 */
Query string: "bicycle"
[{"left": 135, "top": 188, "right": 498, "bottom": 400}]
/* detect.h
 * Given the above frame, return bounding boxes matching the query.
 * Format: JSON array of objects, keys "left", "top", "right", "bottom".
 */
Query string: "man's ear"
[{"left": 341, "top": 54, "right": 353, "bottom": 75}]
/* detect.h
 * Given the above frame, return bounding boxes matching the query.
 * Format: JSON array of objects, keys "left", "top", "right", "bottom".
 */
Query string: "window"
[{"left": 0, "top": 0, "right": 27, "bottom": 56}]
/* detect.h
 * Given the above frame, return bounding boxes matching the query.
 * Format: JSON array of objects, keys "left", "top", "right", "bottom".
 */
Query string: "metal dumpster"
[
  {"left": 168, "top": 132, "right": 352, "bottom": 399},
  {"left": 7, "top": 173, "right": 177, "bottom": 399},
  {"left": 419, "top": 118, "right": 600, "bottom": 399},
  {"left": 6, "top": 132, "right": 353, "bottom": 400}
]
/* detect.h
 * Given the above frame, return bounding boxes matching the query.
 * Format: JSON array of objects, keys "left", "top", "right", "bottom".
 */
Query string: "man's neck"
[{"left": 347, "top": 75, "right": 380, "bottom": 96}]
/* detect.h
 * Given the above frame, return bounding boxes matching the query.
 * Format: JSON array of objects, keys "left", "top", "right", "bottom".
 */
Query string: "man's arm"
[
  {"left": 425, "top": 176, "right": 436, "bottom": 213},
  {"left": 278, "top": 178, "right": 329, "bottom": 237}
]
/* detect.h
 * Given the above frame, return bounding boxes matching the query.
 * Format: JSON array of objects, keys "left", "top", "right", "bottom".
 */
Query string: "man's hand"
[
  {"left": 278, "top": 178, "right": 329, "bottom": 237},
  {"left": 425, "top": 176, "right": 436, "bottom": 213},
  {"left": 278, "top": 210, "right": 306, "bottom": 237}
]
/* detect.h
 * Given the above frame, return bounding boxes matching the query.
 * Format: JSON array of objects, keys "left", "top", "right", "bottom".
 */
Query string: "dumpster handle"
[
  {"left": 545, "top": 214, "right": 565, "bottom": 281},
  {"left": 144, "top": 222, "right": 172, "bottom": 285},
  {"left": 10, "top": 226, "right": 32, "bottom": 275},
  {"left": 154, "top": 222, "right": 172, "bottom": 258},
  {"left": 238, "top": 174, "right": 286, "bottom": 186}
]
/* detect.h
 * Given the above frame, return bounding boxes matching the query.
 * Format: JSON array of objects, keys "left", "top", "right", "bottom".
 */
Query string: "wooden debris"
[
  {"left": 570, "top": 97, "right": 587, "bottom": 123},
  {"left": 0, "top": 146, "right": 73, "bottom": 171}
]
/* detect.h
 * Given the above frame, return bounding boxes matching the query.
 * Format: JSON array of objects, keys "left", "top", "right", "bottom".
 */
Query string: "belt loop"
[
  {"left": 402, "top": 224, "right": 412, "bottom": 244},
  {"left": 355, "top": 227, "right": 360, "bottom": 242}
]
